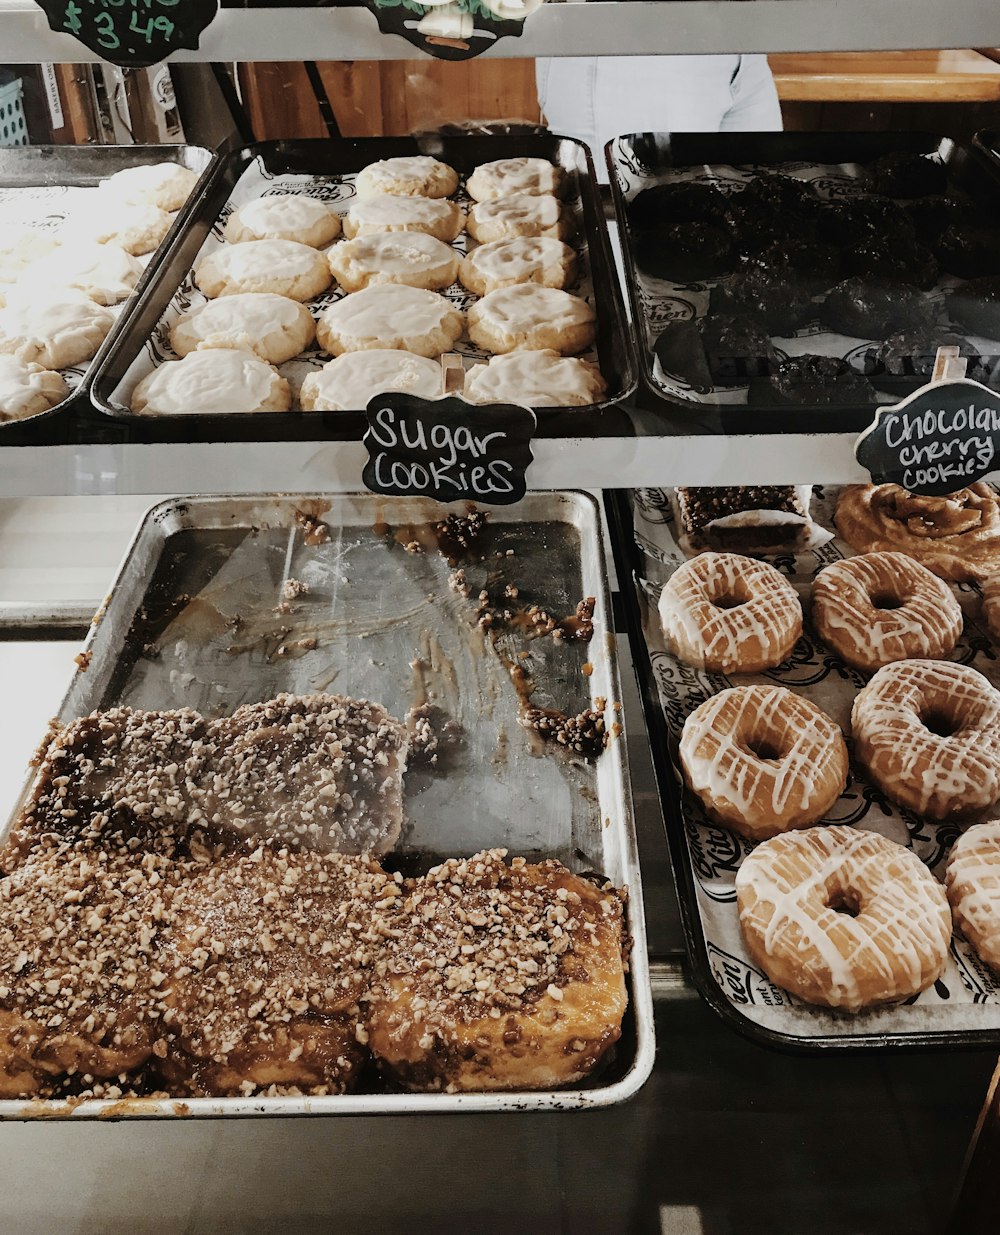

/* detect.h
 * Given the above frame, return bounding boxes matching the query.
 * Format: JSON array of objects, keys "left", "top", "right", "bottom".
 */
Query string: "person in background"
[{"left": 536, "top": 55, "right": 782, "bottom": 173}]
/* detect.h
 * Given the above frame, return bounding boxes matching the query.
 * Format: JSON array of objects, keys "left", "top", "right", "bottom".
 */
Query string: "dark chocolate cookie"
[
  {"left": 709, "top": 266, "right": 816, "bottom": 336},
  {"left": 748, "top": 238, "right": 842, "bottom": 291},
  {"left": 935, "top": 226, "right": 1000, "bottom": 279},
  {"left": 634, "top": 220, "right": 736, "bottom": 282},
  {"left": 654, "top": 313, "right": 778, "bottom": 389},
  {"left": 845, "top": 237, "right": 939, "bottom": 289},
  {"left": 851, "top": 327, "right": 980, "bottom": 391},
  {"left": 861, "top": 152, "right": 949, "bottom": 199},
  {"left": 948, "top": 277, "right": 1000, "bottom": 339},
  {"left": 904, "top": 195, "right": 979, "bottom": 243},
  {"left": 821, "top": 277, "right": 933, "bottom": 338},
  {"left": 817, "top": 196, "right": 916, "bottom": 248},
  {"left": 626, "top": 181, "right": 732, "bottom": 231},
  {"left": 767, "top": 353, "right": 876, "bottom": 406}
]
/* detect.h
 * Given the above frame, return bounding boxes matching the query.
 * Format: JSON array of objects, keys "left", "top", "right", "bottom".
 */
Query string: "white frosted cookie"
[
  {"left": 467, "top": 157, "right": 563, "bottom": 203},
  {"left": 300, "top": 350, "right": 442, "bottom": 411},
  {"left": 0, "top": 290, "right": 115, "bottom": 369},
  {"left": 61, "top": 201, "right": 173, "bottom": 256},
  {"left": 356, "top": 156, "right": 458, "bottom": 200},
  {"left": 194, "top": 240, "right": 332, "bottom": 301},
  {"left": 170, "top": 293, "right": 315, "bottom": 364},
  {"left": 101, "top": 162, "right": 199, "bottom": 212},
  {"left": 316, "top": 285, "right": 464, "bottom": 358},
  {"left": 468, "top": 286, "right": 596, "bottom": 355},
  {"left": 326, "top": 232, "right": 459, "bottom": 293},
  {"left": 342, "top": 195, "right": 464, "bottom": 243},
  {"left": 0, "top": 354, "right": 68, "bottom": 421},
  {"left": 464, "top": 349, "right": 605, "bottom": 407},
  {"left": 223, "top": 194, "right": 342, "bottom": 248},
  {"left": 0, "top": 225, "right": 60, "bottom": 283},
  {"left": 24, "top": 242, "right": 142, "bottom": 305},
  {"left": 131, "top": 350, "right": 291, "bottom": 416},
  {"left": 459, "top": 236, "right": 576, "bottom": 297},
  {"left": 466, "top": 194, "right": 570, "bottom": 244}
]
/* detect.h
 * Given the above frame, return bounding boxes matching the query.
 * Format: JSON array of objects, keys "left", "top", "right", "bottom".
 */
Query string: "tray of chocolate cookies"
[
  {"left": 0, "top": 144, "right": 213, "bottom": 440},
  {"left": 610, "top": 481, "right": 1000, "bottom": 1051},
  {"left": 607, "top": 131, "right": 1000, "bottom": 433},
  {"left": 0, "top": 491, "right": 653, "bottom": 1116},
  {"left": 91, "top": 136, "right": 636, "bottom": 443}
]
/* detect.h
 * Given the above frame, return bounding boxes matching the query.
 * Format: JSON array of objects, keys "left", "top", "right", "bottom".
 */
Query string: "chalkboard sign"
[
  {"left": 363, "top": 393, "right": 536, "bottom": 504},
  {"left": 39, "top": 0, "right": 219, "bottom": 68},
  {"left": 366, "top": 0, "right": 538, "bottom": 60},
  {"left": 855, "top": 377, "right": 1000, "bottom": 497}
]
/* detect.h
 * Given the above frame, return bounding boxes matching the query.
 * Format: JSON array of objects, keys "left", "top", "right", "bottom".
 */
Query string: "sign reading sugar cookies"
[
  {"left": 39, "top": 0, "right": 218, "bottom": 67},
  {"left": 363, "top": 393, "right": 535, "bottom": 505},
  {"left": 855, "top": 378, "right": 1000, "bottom": 498}
]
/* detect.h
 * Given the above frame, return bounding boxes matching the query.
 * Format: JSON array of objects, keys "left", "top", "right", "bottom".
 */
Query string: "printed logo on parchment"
[{"left": 707, "top": 943, "right": 789, "bottom": 1008}]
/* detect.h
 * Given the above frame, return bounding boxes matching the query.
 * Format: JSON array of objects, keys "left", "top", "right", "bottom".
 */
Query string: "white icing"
[
  {"left": 0, "top": 290, "right": 115, "bottom": 369},
  {"left": 131, "top": 350, "right": 287, "bottom": 416},
  {"left": 300, "top": 350, "right": 441, "bottom": 411},
  {"left": 356, "top": 156, "right": 457, "bottom": 199},
  {"left": 463, "top": 237, "right": 574, "bottom": 291},
  {"left": 467, "top": 158, "right": 561, "bottom": 201},
  {"left": 199, "top": 239, "right": 327, "bottom": 285},
  {"left": 0, "top": 226, "right": 60, "bottom": 282},
  {"left": 22, "top": 242, "right": 142, "bottom": 305},
  {"left": 60, "top": 201, "right": 172, "bottom": 255},
  {"left": 101, "top": 162, "right": 198, "bottom": 211},
  {"left": 319, "top": 284, "right": 461, "bottom": 343},
  {"left": 171, "top": 293, "right": 314, "bottom": 360},
  {"left": 737, "top": 825, "right": 951, "bottom": 1012},
  {"left": 464, "top": 350, "right": 604, "bottom": 407},
  {"left": 946, "top": 820, "right": 1000, "bottom": 968},
  {"left": 328, "top": 232, "right": 458, "bottom": 286},
  {"left": 345, "top": 195, "right": 463, "bottom": 239},
  {"left": 468, "top": 194, "right": 563, "bottom": 239},
  {"left": 470, "top": 285, "right": 594, "bottom": 333},
  {"left": 0, "top": 354, "right": 67, "bottom": 420},
  {"left": 852, "top": 659, "right": 1000, "bottom": 818},
  {"left": 225, "top": 195, "right": 340, "bottom": 245}
]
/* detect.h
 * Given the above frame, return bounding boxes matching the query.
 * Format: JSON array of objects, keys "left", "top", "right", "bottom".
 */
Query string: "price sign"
[
  {"left": 40, "top": 0, "right": 219, "bottom": 68},
  {"left": 855, "top": 377, "right": 1000, "bottom": 497},
  {"left": 363, "top": 393, "right": 536, "bottom": 505}
]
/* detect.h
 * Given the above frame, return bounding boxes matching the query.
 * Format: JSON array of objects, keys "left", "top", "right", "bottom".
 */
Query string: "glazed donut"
[
  {"left": 811, "top": 551, "right": 963, "bottom": 672},
  {"left": 658, "top": 552, "right": 803, "bottom": 674},
  {"left": 852, "top": 659, "right": 1000, "bottom": 819},
  {"left": 982, "top": 575, "right": 1000, "bottom": 642},
  {"left": 679, "top": 685, "right": 849, "bottom": 840},
  {"left": 835, "top": 483, "right": 1000, "bottom": 582},
  {"left": 736, "top": 825, "right": 952, "bottom": 1012},
  {"left": 945, "top": 820, "right": 1000, "bottom": 969}
]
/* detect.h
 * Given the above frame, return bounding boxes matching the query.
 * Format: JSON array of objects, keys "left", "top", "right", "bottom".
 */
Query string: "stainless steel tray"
[{"left": 0, "top": 491, "right": 653, "bottom": 1117}]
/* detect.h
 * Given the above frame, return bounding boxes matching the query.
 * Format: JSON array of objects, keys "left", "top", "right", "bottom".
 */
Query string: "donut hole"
[
  {"left": 827, "top": 890, "right": 861, "bottom": 918},
  {"left": 707, "top": 577, "right": 752, "bottom": 611},
  {"left": 744, "top": 734, "right": 787, "bottom": 762},
  {"left": 921, "top": 709, "right": 960, "bottom": 738},
  {"left": 712, "top": 592, "right": 745, "bottom": 611},
  {"left": 869, "top": 590, "right": 904, "bottom": 611}
]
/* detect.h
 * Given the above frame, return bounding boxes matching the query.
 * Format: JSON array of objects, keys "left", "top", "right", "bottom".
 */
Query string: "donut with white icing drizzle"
[
  {"left": 852, "top": 659, "right": 1000, "bottom": 820},
  {"left": 946, "top": 820, "right": 1000, "bottom": 969},
  {"left": 659, "top": 552, "right": 802, "bottom": 675},
  {"left": 737, "top": 825, "right": 951, "bottom": 1012},
  {"left": 679, "top": 685, "right": 849, "bottom": 840},
  {"left": 982, "top": 574, "right": 1000, "bottom": 643},
  {"left": 812, "top": 551, "right": 963, "bottom": 672}
]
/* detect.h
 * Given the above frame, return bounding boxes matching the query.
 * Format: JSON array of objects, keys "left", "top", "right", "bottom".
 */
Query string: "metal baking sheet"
[
  {"left": 0, "top": 490, "right": 653, "bottom": 1117},
  {"left": 610, "top": 484, "right": 1000, "bottom": 1052},
  {"left": 0, "top": 143, "right": 215, "bottom": 440},
  {"left": 91, "top": 136, "right": 637, "bottom": 442},
  {"left": 607, "top": 131, "right": 1000, "bottom": 434}
]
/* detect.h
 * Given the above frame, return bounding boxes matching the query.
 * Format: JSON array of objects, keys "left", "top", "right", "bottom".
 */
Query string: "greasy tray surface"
[
  {"left": 93, "top": 137, "right": 636, "bottom": 440},
  {"left": 0, "top": 491, "right": 652, "bottom": 1116},
  {"left": 607, "top": 131, "right": 1000, "bottom": 433},
  {"left": 0, "top": 144, "right": 214, "bottom": 441},
  {"left": 618, "top": 485, "right": 1000, "bottom": 1051}
]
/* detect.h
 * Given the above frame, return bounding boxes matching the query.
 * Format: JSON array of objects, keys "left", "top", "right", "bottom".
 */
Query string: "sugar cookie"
[
  {"left": 467, "top": 194, "right": 571, "bottom": 244},
  {"left": 342, "top": 195, "right": 464, "bottom": 243},
  {"left": 0, "top": 290, "right": 115, "bottom": 369},
  {"left": 223, "top": 194, "right": 342, "bottom": 248},
  {"left": 24, "top": 242, "right": 143, "bottom": 305},
  {"left": 0, "top": 354, "right": 68, "bottom": 421},
  {"left": 194, "top": 240, "right": 332, "bottom": 301},
  {"left": 316, "top": 284, "right": 463, "bottom": 358},
  {"left": 468, "top": 286, "right": 595, "bottom": 355},
  {"left": 170, "top": 293, "right": 315, "bottom": 364},
  {"left": 326, "top": 232, "right": 459, "bottom": 293},
  {"left": 131, "top": 350, "right": 291, "bottom": 416},
  {"left": 459, "top": 236, "right": 576, "bottom": 297},
  {"left": 467, "top": 157, "right": 563, "bottom": 202},
  {"left": 0, "top": 225, "right": 59, "bottom": 283},
  {"left": 300, "top": 350, "right": 442, "bottom": 411},
  {"left": 464, "top": 349, "right": 605, "bottom": 406},
  {"left": 356, "top": 156, "right": 458, "bottom": 200},
  {"left": 101, "top": 162, "right": 199, "bottom": 212},
  {"left": 62, "top": 201, "right": 173, "bottom": 256}
]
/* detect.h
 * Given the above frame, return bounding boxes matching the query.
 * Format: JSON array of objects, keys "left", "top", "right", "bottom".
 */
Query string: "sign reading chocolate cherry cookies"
[
  {"left": 855, "top": 377, "right": 1000, "bottom": 498},
  {"left": 363, "top": 393, "right": 536, "bottom": 505},
  {"left": 38, "top": 0, "right": 218, "bottom": 67}
]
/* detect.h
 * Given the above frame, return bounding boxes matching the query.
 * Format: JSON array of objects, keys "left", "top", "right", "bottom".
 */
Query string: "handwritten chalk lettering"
[
  {"left": 41, "top": 0, "right": 217, "bottom": 66},
  {"left": 855, "top": 379, "right": 1000, "bottom": 498},
  {"left": 362, "top": 394, "right": 535, "bottom": 506}
]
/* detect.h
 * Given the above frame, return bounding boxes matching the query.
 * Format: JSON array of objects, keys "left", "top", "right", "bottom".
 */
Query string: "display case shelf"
[{"left": 2, "top": 0, "right": 1000, "bottom": 63}]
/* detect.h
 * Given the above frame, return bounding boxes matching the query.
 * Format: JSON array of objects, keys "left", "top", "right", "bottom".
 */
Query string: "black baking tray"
[
  {"left": 606, "top": 130, "right": 1000, "bottom": 438},
  {"left": 90, "top": 136, "right": 637, "bottom": 443},
  {"left": 0, "top": 143, "right": 216, "bottom": 447},
  {"left": 605, "top": 487, "right": 1000, "bottom": 1054}
]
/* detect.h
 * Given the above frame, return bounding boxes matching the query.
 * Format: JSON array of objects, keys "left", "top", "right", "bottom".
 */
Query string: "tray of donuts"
[
  {"left": 606, "top": 130, "right": 1000, "bottom": 435},
  {"left": 90, "top": 136, "right": 637, "bottom": 445},
  {"left": 0, "top": 144, "right": 215, "bottom": 442},
  {"left": 609, "top": 480, "right": 1000, "bottom": 1051},
  {"left": 0, "top": 490, "right": 654, "bottom": 1116}
]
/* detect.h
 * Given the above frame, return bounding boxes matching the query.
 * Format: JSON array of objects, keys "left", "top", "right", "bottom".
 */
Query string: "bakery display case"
[{"left": 4, "top": 1, "right": 1000, "bottom": 1231}]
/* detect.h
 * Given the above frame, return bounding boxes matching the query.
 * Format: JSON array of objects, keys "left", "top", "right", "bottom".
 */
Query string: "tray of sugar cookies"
[
  {"left": 0, "top": 490, "right": 654, "bottom": 1116},
  {"left": 609, "top": 481, "right": 1000, "bottom": 1051},
  {"left": 0, "top": 144, "right": 214, "bottom": 438},
  {"left": 606, "top": 130, "right": 1000, "bottom": 435},
  {"left": 91, "top": 137, "right": 637, "bottom": 443}
]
